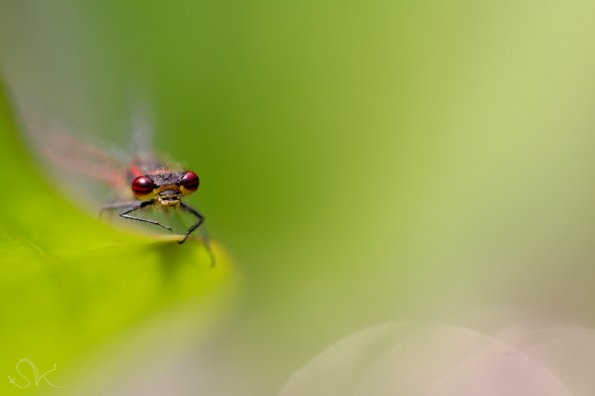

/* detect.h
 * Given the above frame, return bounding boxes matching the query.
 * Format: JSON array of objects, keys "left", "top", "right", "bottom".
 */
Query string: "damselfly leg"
[
  {"left": 101, "top": 200, "right": 216, "bottom": 266},
  {"left": 178, "top": 202, "right": 204, "bottom": 243},
  {"left": 100, "top": 200, "right": 172, "bottom": 232},
  {"left": 179, "top": 202, "right": 216, "bottom": 266}
]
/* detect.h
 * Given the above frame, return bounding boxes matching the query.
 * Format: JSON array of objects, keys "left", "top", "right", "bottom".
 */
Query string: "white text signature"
[{"left": 8, "top": 358, "right": 62, "bottom": 389}]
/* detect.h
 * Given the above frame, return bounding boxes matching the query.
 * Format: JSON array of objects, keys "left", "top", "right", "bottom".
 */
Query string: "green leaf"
[{"left": 0, "top": 82, "right": 238, "bottom": 395}]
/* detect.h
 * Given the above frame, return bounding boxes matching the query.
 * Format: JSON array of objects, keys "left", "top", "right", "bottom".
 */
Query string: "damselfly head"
[{"left": 131, "top": 170, "right": 200, "bottom": 206}]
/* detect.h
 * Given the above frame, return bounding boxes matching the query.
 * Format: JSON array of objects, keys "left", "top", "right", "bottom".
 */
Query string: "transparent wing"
[
  {"left": 20, "top": 112, "right": 130, "bottom": 198},
  {"left": 130, "top": 102, "right": 155, "bottom": 157}
]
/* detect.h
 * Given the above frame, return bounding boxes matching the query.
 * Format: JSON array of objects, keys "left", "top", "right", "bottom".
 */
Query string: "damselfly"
[
  {"left": 21, "top": 110, "right": 215, "bottom": 265},
  {"left": 99, "top": 154, "right": 208, "bottom": 243}
]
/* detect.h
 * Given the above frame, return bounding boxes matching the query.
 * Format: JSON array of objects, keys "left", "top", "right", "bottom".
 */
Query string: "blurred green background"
[{"left": 0, "top": 0, "right": 594, "bottom": 395}]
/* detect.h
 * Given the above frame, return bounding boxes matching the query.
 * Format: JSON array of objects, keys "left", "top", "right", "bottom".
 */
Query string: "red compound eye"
[
  {"left": 180, "top": 171, "right": 199, "bottom": 194},
  {"left": 131, "top": 175, "right": 155, "bottom": 197}
]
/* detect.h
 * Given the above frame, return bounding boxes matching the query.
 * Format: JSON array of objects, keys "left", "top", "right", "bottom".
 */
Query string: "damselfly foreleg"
[
  {"left": 101, "top": 200, "right": 173, "bottom": 232},
  {"left": 179, "top": 202, "right": 216, "bottom": 266},
  {"left": 100, "top": 201, "right": 138, "bottom": 219},
  {"left": 178, "top": 202, "right": 204, "bottom": 243}
]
